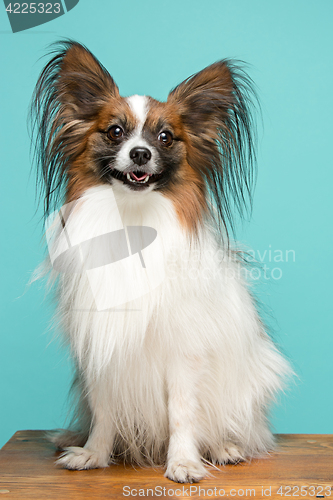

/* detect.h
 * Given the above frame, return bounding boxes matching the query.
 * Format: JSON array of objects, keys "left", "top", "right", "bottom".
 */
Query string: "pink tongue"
[{"left": 131, "top": 172, "right": 148, "bottom": 181}]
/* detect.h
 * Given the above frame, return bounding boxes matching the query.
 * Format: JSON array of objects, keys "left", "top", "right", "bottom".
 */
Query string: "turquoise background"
[{"left": 0, "top": 0, "right": 332, "bottom": 448}]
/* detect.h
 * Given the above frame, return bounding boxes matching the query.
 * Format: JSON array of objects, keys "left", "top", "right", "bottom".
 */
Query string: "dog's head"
[{"left": 31, "top": 40, "right": 257, "bottom": 234}]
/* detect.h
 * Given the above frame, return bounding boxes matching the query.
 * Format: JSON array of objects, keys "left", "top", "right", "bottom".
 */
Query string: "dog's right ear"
[
  {"left": 38, "top": 40, "right": 119, "bottom": 119},
  {"left": 30, "top": 40, "right": 119, "bottom": 215}
]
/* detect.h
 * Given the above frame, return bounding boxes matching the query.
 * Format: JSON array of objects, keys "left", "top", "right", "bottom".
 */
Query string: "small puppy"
[{"left": 31, "top": 40, "right": 290, "bottom": 483}]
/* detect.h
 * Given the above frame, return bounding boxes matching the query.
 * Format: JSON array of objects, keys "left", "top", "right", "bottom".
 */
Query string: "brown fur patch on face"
[
  {"left": 167, "top": 158, "right": 207, "bottom": 234},
  {"left": 96, "top": 96, "right": 138, "bottom": 133},
  {"left": 66, "top": 96, "right": 138, "bottom": 203},
  {"left": 144, "top": 98, "right": 184, "bottom": 137},
  {"left": 145, "top": 98, "right": 208, "bottom": 234},
  {"left": 66, "top": 150, "right": 98, "bottom": 204}
]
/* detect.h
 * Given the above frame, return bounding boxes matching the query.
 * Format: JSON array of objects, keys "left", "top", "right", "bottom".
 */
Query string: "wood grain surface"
[{"left": 0, "top": 431, "right": 332, "bottom": 499}]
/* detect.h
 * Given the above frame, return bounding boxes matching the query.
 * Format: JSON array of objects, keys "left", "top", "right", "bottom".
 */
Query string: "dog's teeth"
[
  {"left": 126, "top": 173, "right": 136, "bottom": 183},
  {"left": 126, "top": 172, "right": 150, "bottom": 184}
]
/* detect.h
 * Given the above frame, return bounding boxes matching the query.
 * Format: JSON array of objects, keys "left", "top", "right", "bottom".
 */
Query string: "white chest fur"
[{"left": 51, "top": 184, "right": 290, "bottom": 475}]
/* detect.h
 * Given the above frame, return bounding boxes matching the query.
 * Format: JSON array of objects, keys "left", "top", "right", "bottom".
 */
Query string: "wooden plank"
[{"left": 0, "top": 431, "right": 332, "bottom": 499}]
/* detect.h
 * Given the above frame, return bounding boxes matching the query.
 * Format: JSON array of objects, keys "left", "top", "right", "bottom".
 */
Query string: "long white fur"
[
  {"left": 50, "top": 182, "right": 290, "bottom": 480},
  {"left": 50, "top": 95, "right": 291, "bottom": 482}
]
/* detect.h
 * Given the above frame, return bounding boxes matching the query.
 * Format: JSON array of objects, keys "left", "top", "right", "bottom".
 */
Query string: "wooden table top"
[{"left": 0, "top": 431, "right": 332, "bottom": 499}]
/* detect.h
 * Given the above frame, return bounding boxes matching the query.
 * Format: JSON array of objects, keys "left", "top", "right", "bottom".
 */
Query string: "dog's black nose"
[{"left": 129, "top": 147, "right": 151, "bottom": 166}]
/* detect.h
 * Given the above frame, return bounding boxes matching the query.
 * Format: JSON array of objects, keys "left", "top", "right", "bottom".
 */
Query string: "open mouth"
[{"left": 109, "top": 169, "right": 163, "bottom": 189}]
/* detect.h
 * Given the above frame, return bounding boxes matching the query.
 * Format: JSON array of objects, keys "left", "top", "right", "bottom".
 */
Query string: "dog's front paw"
[
  {"left": 56, "top": 446, "right": 109, "bottom": 470},
  {"left": 165, "top": 459, "right": 206, "bottom": 483},
  {"left": 212, "top": 442, "right": 246, "bottom": 465}
]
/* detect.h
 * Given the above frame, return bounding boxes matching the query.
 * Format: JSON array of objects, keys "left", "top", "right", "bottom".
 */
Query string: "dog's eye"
[
  {"left": 107, "top": 125, "right": 124, "bottom": 141},
  {"left": 158, "top": 131, "right": 173, "bottom": 147}
]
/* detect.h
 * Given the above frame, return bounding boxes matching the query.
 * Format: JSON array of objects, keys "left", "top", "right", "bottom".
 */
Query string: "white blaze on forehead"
[
  {"left": 126, "top": 95, "right": 148, "bottom": 131},
  {"left": 114, "top": 94, "right": 158, "bottom": 175}
]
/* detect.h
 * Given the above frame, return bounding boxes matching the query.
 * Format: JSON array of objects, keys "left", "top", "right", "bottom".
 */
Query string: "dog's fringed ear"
[
  {"left": 30, "top": 40, "right": 119, "bottom": 216},
  {"left": 168, "top": 61, "right": 235, "bottom": 131},
  {"left": 168, "top": 61, "right": 258, "bottom": 238},
  {"left": 38, "top": 40, "right": 119, "bottom": 118}
]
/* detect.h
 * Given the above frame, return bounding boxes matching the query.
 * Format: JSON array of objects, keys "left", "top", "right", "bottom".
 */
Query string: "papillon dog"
[{"left": 31, "top": 40, "right": 290, "bottom": 483}]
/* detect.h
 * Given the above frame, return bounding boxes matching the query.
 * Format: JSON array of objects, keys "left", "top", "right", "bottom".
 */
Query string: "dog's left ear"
[
  {"left": 167, "top": 60, "right": 256, "bottom": 143},
  {"left": 168, "top": 60, "right": 257, "bottom": 236},
  {"left": 167, "top": 61, "right": 235, "bottom": 135}
]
